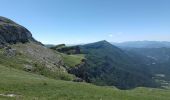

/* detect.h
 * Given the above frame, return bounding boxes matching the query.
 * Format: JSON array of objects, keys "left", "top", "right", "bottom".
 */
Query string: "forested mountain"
[
  {"left": 69, "top": 40, "right": 159, "bottom": 89},
  {"left": 115, "top": 41, "right": 170, "bottom": 87},
  {"left": 122, "top": 47, "right": 170, "bottom": 82}
]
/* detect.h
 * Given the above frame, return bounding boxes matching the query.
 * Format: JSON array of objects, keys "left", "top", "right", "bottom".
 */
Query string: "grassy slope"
[
  {"left": 0, "top": 65, "right": 170, "bottom": 100},
  {"left": 0, "top": 43, "right": 75, "bottom": 81},
  {"left": 62, "top": 54, "right": 85, "bottom": 68}
]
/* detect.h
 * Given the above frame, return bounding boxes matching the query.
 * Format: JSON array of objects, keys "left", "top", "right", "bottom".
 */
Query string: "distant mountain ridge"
[
  {"left": 113, "top": 41, "right": 170, "bottom": 48},
  {"left": 115, "top": 41, "right": 170, "bottom": 87}
]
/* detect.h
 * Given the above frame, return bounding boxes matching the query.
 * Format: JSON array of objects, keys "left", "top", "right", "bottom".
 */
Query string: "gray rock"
[
  {"left": 0, "top": 16, "right": 38, "bottom": 45},
  {"left": 73, "top": 77, "right": 84, "bottom": 82},
  {"left": 24, "top": 64, "right": 34, "bottom": 72},
  {"left": 3, "top": 46, "right": 16, "bottom": 57}
]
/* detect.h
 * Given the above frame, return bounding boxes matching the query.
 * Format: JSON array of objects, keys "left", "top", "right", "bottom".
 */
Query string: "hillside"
[
  {"left": 0, "top": 65, "right": 170, "bottom": 100},
  {"left": 115, "top": 41, "right": 170, "bottom": 88},
  {"left": 121, "top": 47, "right": 170, "bottom": 87},
  {"left": 68, "top": 41, "right": 159, "bottom": 89},
  {"left": 0, "top": 16, "right": 74, "bottom": 81}
]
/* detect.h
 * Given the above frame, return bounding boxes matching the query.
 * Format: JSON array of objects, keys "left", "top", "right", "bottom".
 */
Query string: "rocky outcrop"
[
  {"left": 0, "top": 17, "right": 74, "bottom": 81},
  {"left": 0, "top": 16, "right": 37, "bottom": 45}
]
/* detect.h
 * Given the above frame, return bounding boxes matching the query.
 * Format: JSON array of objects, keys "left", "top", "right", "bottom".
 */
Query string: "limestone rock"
[{"left": 0, "top": 16, "right": 37, "bottom": 45}]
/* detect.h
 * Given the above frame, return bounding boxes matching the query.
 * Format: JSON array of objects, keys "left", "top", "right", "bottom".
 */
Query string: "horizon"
[
  {"left": 0, "top": 0, "right": 169, "bottom": 44},
  {"left": 46, "top": 40, "right": 170, "bottom": 46}
]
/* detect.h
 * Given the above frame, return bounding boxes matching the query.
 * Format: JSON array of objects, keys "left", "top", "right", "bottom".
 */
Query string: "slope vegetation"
[
  {"left": 0, "top": 16, "right": 74, "bottom": 81},
  {"left": 70, "top": 41, "right": 159, "bottom": 89},
  {"left": 0, "top": 65, "right": 170, "bottom": 100}
]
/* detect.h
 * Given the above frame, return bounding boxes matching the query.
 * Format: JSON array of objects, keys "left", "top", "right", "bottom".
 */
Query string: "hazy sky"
[{"left": 0, "top": 0, "right": 169, "bottom": 44}]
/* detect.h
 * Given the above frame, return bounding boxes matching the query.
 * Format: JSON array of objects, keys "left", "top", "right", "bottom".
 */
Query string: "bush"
[{"left": 32, "top": 62, "right": 75, "bottom": 81}]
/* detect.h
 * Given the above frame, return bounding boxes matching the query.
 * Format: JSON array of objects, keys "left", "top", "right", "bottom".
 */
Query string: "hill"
[
  {"left": 0, "top": 65, "right": 170, "bottom": 100},
  {"left": 68, "top": 40, "right": 159, "bottom": 89},
  {"left": 121, "top": 47, "right": 170, "bottom": 87},
  {"left": 0, "top": 16, "right": 74, "bottom": 81},
  {"left": 115, "top": 41, "right": 170, "bottom": 88}
]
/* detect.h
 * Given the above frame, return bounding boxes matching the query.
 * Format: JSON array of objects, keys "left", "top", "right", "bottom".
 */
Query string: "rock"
[
  {"left": 0, "top": 16, "right": 38, "bottom": 45},
  {"left": 0, "top": 16, "right": 71, "bottom": 81},
  {"left": 73, "top": 77, "right": 84, "bottom": 82},
  {"left": 24, "top": 64, "right": 34, "bottom": 72},
  {"left": 3, "top": 46, "right": 16, "bottom": 57}
]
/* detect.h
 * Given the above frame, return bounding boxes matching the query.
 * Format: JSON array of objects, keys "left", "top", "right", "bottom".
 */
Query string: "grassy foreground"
[{"left": 0, "top": 65, "right": 170, "bottom": 100}]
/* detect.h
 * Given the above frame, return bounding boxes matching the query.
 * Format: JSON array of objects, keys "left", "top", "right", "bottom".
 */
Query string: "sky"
[{"left": 0, "top": 0, "right": 170, "bottom": 44}]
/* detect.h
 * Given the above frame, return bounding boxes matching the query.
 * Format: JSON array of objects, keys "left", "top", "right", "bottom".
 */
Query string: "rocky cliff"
[
  {"left": 0, "top": 16, "right": 37, "bottom": 45},
  {"left": 0, "top": 16, "right": 74, "bottom": 81}
]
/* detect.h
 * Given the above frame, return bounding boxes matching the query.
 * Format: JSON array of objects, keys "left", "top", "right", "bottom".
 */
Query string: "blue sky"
[{"left": 0, "top": 0, "right": 169, "bottom": 44}]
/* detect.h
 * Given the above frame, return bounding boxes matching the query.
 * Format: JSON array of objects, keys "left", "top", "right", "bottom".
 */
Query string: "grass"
[
  {"left": 0, "top": 65, "right": 170, "bottom": 100},
  {"left": 0, "top": 44, "right": 75, "bottom": 81},
  {"left": 0, "top": 48, "right": 30, "bottom": 70},
  {"left": 62, "top": 54, "right": 85, "bottom": 67}
]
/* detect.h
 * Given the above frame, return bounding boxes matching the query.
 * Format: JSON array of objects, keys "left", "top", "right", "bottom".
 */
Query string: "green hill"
[
  {"left": 69, "top": 41, "right": 159, "bottom": 89},
  {"left": 121, "top": 47, "right": 170, "bottom": 88},
  {"left": 0, "top": 65, "right": 170, "bottom": 100}
]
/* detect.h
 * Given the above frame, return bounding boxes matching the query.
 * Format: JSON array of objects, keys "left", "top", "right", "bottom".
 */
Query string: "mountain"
[
  {"left": 116, "top": 41, "right": 170, "bottom": 87},
  {"left": 114, "top": 41, "right": 170, "bottom": 48},
  {"left": 124, "top": 47, "right": 170, "bottom": 63},
  {"left": 0, "top": 16, "right": 74, "bottom": 81},
  {"left": 69, "top": 40, "right": 159, "bottom": 89},
  {"left": 122, "top": 47, "right": 170, "bottom": 84}
]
